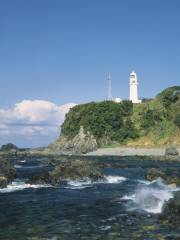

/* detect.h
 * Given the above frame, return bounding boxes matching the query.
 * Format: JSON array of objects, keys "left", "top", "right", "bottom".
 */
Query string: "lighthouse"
[{"left": 129, "top": 71, "right": 142, "bottom": 104}]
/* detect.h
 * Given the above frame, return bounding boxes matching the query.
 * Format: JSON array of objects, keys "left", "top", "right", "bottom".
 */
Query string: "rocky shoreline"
[
  {"left": 0, "top": 144, "right": 180, "bottom": 162},
  {"left": 85, "top": 146, "right": 180, "bottom": 157},
  {"left": 0, "top": 144, "right": 180, "bottom": 228}
]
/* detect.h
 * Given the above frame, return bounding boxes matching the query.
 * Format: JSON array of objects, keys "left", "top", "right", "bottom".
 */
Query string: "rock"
[
  {"left": 0, "top": 157, "right": 16, "bottom": 188},
  {"left": 165, "top": 145, "right": 179, "bottom": 156},
  {"left": 168, "top": 183, "right": 177, "bottom": 189},
  {"left": 49, "top": 126, "right": 98, "bottom": 154},
  {"left": 0, "top": 174, "right": 8, "bottom": 188},
  {"left": 29, "top": 171, "right": 51, "bottom": 185},
  {"left": 50, "top": 159, "right": 102, "bottom": 184},
  {"left": 160, "top": 191, "right": 180, "bottom": 225},
  {"left": 146, "top": 168, "right": 180, "bottom": 186},
  {"left": 29, "top": 159, "right": 103, "bottom": 185},
  {"left": 146, "top": 168, "right": 166, "bottom": 181}
]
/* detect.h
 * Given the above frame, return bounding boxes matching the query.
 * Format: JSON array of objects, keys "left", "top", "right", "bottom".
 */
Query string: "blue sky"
[{"left": 0, "top": 0, "right": 180, "bottom": 147}]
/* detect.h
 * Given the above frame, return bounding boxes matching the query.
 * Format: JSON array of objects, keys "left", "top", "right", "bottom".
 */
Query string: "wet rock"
[
  {"left": 0, "top": 157, "right": 16, "bottom": 188},
  {"left": 160, "top": 191, "right": 180, "bottom": 225},
  {"left": 0, "top": 174, "right": 8, "bottom": 188},
  {"left": 146, "top": 168, "right": 180, "bottom": 186},
  {"left": 49, "top": 159, "right": 103, "bottom": 185}
]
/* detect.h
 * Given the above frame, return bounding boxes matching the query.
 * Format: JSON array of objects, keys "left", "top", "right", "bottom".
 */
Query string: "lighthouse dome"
[{"left": 130, "top": 70, "right": 136, "bottom": 76}]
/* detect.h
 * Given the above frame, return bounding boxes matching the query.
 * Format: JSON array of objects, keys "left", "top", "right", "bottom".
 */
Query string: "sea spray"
[{"left": 121, "top": 178, "right": 177, "bottom": 214}]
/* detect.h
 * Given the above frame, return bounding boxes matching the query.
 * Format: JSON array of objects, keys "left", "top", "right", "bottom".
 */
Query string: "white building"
[
  {"left": 129, "top": 71, "right": 142, "bottom": 103},
  {"left": 114, "top": 97, "right": 122, "bottom": 103}
]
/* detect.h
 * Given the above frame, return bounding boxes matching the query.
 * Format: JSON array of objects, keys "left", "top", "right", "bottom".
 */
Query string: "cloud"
[{"left": 0, "top": 100, "right": 76, "bottom": 143}]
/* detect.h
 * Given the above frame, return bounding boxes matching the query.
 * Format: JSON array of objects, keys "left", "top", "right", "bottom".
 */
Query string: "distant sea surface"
[{"left": 0, "top": 157, "right": 180, "bottom": 240}]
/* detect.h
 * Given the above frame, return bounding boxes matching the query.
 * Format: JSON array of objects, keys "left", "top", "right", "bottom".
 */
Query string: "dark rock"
[
  {"left": 29, "top": 171, "right": 51, "bottom": 185},
  {"left": 0, "top": 157, "right": 16, "bottom": 188},
  {"left": 50, "top": 159, "right": 102, "bottom": 185},
  {"left": 146, "top": 168, "right": 166, "bottom": 181},
  {"left": 1, "top": 143, "right": 18, "bottom": 151},
  {"left": 160, "top": 191, "right": 180, "bottom": 225},
  {"left": 165, "top": 145, "right": 179, "bottom": 156}
]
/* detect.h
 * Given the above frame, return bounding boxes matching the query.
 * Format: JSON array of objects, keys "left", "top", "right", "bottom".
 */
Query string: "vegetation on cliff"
[
  {"left": 131, "top": 86, "right": 180, "bottom": 145},
  {"left": 59, "top": 86, "right": 180, "bottom": 149},
  {"left": 61, "top": 100, "right": 139, "bottom": 145}
]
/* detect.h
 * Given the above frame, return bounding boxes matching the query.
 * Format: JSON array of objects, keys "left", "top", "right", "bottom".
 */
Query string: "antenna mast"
[{"left": 107, "top": 73, "right": 113, "bottom": 101}]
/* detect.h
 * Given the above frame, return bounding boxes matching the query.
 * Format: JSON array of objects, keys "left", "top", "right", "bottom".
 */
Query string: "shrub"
[
  {"left": 174, "top": 113, "right": 180, "bottom": 128},
  {"left": 61, "top": 101, "right": 138, "bottom": 143}
]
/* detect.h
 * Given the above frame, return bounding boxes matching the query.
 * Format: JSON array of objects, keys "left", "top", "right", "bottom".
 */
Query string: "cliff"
[{"left": 50, "top": 86, "right": 180, "bottom": 154}]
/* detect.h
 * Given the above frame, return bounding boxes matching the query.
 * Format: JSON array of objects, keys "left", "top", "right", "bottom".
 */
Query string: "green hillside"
[{"left": 61, "top": 86, "right": 180, "bottom": 147}]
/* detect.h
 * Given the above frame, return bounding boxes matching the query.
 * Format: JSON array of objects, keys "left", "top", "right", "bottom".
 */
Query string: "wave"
[
  {"left": 0, "top": 180, "right": 51, "bottom": 193},
  {"left": 66, "top": 178, "right": 93, "bottom": 189},
  {"left": 66, "top": 175, "right": 127, "bottom": 189},
  {"left": 121, "top": 178, "right": 178, "bottom": 214},
  {"left": 0, "top": 175, "right": 127, "bottom": 192}
]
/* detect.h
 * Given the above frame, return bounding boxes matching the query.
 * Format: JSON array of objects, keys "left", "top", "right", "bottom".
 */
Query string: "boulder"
[
  {"left": 50, "top": 159, "right": 102, "bottom": 184},
  {"left": 29, "top": 159, "right": 103, "bottom": 185},
  {"left": 0, "top": 174, "right": 8, "bottom": 188},
  {"left": 146, "top": 168, "right": 180, "bottom": 186},
  {"left": 160, "top": 191, "right": 180, "bottom": 225},
  {"left": 165, "top": 145, "right": 179, "bottom": 156},
  {"left": 146, "top": 168, "right": 166, "bottom": 181}
]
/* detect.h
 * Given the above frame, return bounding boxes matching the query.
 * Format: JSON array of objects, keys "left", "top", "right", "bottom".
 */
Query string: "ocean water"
[{"left": 0, "top": 157, "right": 180, "bottom": 240}]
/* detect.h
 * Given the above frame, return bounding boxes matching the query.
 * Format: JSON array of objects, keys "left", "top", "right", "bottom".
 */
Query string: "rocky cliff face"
[{"left": 49, "top": 126, "right": 98, "bottom": 155}]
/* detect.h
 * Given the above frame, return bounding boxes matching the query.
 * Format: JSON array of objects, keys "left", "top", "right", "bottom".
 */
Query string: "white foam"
[
  {"left": 14, "top": 165, "right": 23, "bottom": 168},
  {"left": 137, "top": 179, "right": 151, "bottom": 185},
  {"left": 121, "top": 194, "right": 136, "bottom": 201},
  {"left": 103, "top": 175, "right": 127, "bottom": 184},
  {"left": 0, "top": 180, "right": 51, "bottom": 193},
  {"left": 66, "top": 178, "right": 92, "bottom": 189},
  {"left": 99, "top": 225, "right": 111, "bottom": 231},
  {"left": 19, "top": 160, "right": 26, "bottom": 163},
  {"left": 122, "top": 178, "right": 177, "bottom": 214},
  {"left": 65, "top": 175, "right": 127, "bottom": 189}
]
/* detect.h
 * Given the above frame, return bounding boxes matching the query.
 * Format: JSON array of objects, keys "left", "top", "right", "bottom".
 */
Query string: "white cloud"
[{"left": 0, "top": 100, "right": 76, "bottom": 138}]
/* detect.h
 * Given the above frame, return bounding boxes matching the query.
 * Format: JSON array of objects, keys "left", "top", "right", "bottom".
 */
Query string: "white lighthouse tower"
[{"left": 129, "top": 71, "right": 141, "bottom": 104}]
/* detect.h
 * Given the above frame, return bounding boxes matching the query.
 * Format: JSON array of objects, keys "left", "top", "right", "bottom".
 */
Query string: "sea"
[{"left": 0, "top": 156, "right": 180, "bottom": 240}]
